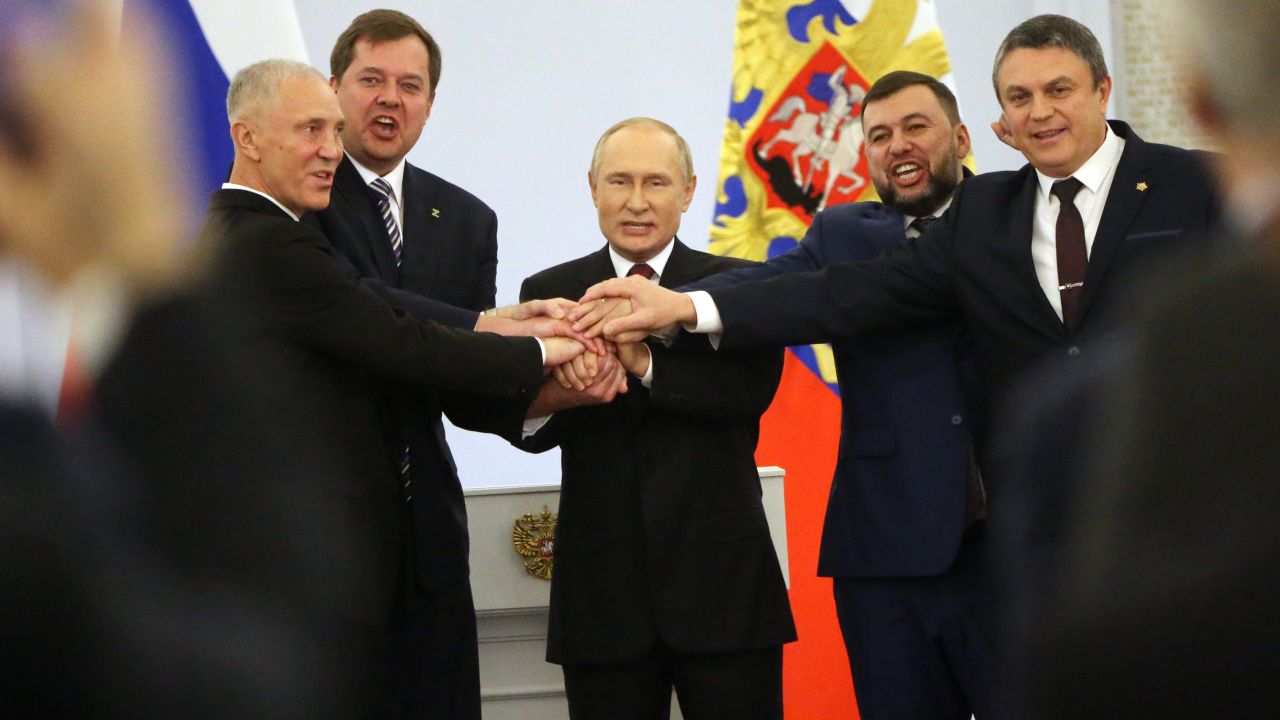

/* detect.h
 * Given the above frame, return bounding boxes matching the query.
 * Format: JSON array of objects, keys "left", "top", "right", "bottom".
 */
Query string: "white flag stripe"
[{"left": 188, "top": 0, "right": 309, "bottom": 78}]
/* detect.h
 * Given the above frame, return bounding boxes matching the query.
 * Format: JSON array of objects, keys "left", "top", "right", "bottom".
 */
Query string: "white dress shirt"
[
  {"left": 347, "top": 154, "right": 408, "bottom": 235},
  {"left": 1030, "top": 125, "right": 1125, "bottom": 320},
  {"left": 221, "top": 182, "right": 300, "bottom": 221}
]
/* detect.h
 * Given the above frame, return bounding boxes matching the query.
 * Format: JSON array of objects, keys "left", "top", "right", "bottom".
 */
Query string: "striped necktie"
[
  {"left": 371, "top": 177, "right": 411, "bottom": 498},
  {"left": 370, "top": 177, "right": 403, "bottom": 267}
]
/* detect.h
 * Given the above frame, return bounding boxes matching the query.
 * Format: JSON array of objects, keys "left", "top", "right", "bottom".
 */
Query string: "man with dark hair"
[
  {"left": 306, "top": 11, "right": 567, "bottom": 718},
  {"left": 669, "top": 70, "right": 991, "bottom": 720},
  {"left": 1007, "top": 1, "right": 1280, "bottom": 716}
]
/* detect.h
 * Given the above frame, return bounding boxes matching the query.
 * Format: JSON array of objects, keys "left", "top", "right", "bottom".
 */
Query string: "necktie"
[
  {"left": 909, "top": 215, "right": 938, "bottom": 236},
  {"left": 627, "top": 263, "right": 655, "bottom": 280},
  {"left": 370, "top": 177, "right": 403, "bottom": 267},
  {"left": 370, "top": 178, "right": 411, "bottom": 499},
  {"left": 1051, "top": 178, "right": 1087, "bottom": 331}
]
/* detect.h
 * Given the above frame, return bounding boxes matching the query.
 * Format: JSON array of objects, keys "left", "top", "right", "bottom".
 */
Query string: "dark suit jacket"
[
  {"left": 200, "top": 188, "right": 543, "bottom": 616},
  {"left": 1007, "top": 238, "right": 1280, "bottom": 719},
  {"left": 686, "top": 200, "right": 982, "bottom": 578},
  {"left": 307, "top": 156, "right": 497, "bottom": 329},
  {"left": 708, "top": 121, "right": 1220, "bottom": 493},
  {"left": 307, "top": 158, "right": 512, "bottom": 588},
  {"left": 2, "top": 296, "right": 376, "bottom": 718},
  {"left": 520, "top": 240, "right": 795, "bottom": 666}
]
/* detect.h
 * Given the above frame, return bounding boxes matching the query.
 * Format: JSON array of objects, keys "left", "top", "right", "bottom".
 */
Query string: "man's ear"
[{"left": 231, "top": 121, "right": 261, "bottom": 162}]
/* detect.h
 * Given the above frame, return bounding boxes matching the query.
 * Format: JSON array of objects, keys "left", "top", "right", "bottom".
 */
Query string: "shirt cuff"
[
  {"left": 686, "top": 291, "right": 724, "bottom": 333},
  {"left": 640, "top": 351, "right": 654, "bottom": 388},
  {"left": 522, "top": 414, "right": 552, "bottom": 439},
  {"left": 533, "top": 337, "right": 546, "bottom": 364},
  {"left": 685, "top": 291, "right": 723, "bottom": 349}
]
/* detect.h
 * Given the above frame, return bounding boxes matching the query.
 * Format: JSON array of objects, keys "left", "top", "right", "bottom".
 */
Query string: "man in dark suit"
[
  {"left": 520, "top": 118, "right": 794, "bottom": 720},
  {"left": 304, "top": 13, "right": 562, "bottom": 716},
  {"left": 1006, "top": 0, "right": 1280, "bottom": 716},
  {"left": 575, "top": 14, "right": 1220, "bottom": 491},
  {"left": 678, "top": 72, "right": 990, "bottom": 719},
  {"left": 203, "top": 58, "right": 584, "bottom": 714}
]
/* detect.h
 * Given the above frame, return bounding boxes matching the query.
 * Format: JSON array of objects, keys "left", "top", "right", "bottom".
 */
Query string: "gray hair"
[
  {"left": 992, "top": 15, "right": 1109, "bottom": 100},
  {"left": 1168, "top": 0, "right": 1280, "bottom": 132},
  {"left": 590, "top": 117, "right": 695, "bottom": 185},
  {"left": 227, "top": 59, "right": 326, "bottom": 123}
]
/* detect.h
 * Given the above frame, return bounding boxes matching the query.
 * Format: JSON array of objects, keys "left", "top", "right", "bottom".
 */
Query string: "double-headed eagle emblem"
[{"left": 512, "top": 505, "right": 558, "bottom": 581}]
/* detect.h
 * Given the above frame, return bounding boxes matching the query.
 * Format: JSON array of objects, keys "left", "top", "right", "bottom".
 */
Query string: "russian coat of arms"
[{"left": 512, "top": 506, "right": 557, "bottom": 581}]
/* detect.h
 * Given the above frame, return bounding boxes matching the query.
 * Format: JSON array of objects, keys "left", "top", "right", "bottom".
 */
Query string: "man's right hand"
[
  {"left": 527, "top": 353, "right": 628, "bottom": 416},
  {"left": 571, "top": 276, "right": 697, "bottom": 341}
]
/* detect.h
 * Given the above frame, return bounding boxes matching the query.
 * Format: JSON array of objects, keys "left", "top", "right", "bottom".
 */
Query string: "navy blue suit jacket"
[
  {"left": 308, "top": 157, "right": 518, "bottom": 588},
  {"left": 707, "top": 121, "right": 1221, "bottom": 496},
  {"left": 686, "top": 202, "right": 981, "bottom": 578}
]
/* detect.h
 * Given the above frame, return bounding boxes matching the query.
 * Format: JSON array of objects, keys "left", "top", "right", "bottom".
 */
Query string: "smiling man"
[{"left": 662, "top": 71, "right": 991, "bottom": 720}]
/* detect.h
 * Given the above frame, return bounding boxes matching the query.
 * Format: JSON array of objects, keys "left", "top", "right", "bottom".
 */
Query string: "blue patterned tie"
[{"left": 370, "top": 177, "right": 403, "bottom": 267}]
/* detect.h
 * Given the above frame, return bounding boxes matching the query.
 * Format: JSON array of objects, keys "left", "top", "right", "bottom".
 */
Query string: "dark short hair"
[
  {"left": 330, "top": 9, "right": 441, "bottom": 98},
  {"left": 992, "top": 14, "right": 1108, "bottom": 99},
  {"left": 859, "top": 70, "right": 962, "bottom": 125}
]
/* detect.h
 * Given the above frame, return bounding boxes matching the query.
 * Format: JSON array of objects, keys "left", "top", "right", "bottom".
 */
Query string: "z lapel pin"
[
  {"left": 1136, "top": 181, "right": 1148, "bottom": 192},
  {"left": 431, "top": 208, "right": 441, "bottom": 218}
]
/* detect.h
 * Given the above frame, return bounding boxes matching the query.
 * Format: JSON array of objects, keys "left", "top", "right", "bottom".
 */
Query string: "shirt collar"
[
  {"left": 1035, "top": 122, "right": 1125, "bottom": 198},
  {"left": 221, "top": 182, "right": 299, "bottom": 222},
  {"left": 347, "top": 153, "right": 407, "bottom": 202},
  {"left": 901, "top": 197, "right": 954, "bottom": 233},
  {"left": 608, "top": 237, "right": 676, "bottom": 279}
]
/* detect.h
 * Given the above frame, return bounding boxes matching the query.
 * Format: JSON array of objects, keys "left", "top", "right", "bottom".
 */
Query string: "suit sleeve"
[
  {"left": 475, "top": 209, "right": 498, "bottom": 309},
  {"left": 265, "top": 227, "right": 542, "bottom": 398},
  {"left": 680, "top": 215, "right": 827, "bottom": 292},
  {"left": 710, "top": 202, "right": 960, "bottom": 351},
  {"left": 645, "top": 334, "right": 783, "bottom": 421}
]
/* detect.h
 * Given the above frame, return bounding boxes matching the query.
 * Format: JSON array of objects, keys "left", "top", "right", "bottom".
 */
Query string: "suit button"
[
  {"left": 1067, "top": 346, "right": 1081, "bottom": 357},
  {"left": 951, "top": 415, "right": 963, "bottom": 426}
]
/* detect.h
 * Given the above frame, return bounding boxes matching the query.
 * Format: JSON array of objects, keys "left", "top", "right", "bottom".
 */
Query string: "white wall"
[{"left": 294, "top": 1, "right": 1116, "bottom": 489}]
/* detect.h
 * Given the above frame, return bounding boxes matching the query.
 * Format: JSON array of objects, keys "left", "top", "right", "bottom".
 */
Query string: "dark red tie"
[
  {"left": 1051, "top": 178, "right": 1087, "bottom": 332},
  {"left": 627, "top": 263, "right": 655, "bottom": 280}
]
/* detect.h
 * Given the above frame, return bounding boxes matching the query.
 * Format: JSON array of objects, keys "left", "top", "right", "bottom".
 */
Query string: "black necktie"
[
  {"left": 1051, "top": 178, "right": 1087, "bottom": 331},
  {"left": 627, "top": 263, "right": 655, "bottom": 280},
  {"left": 909, "top": 216, "right": 938, "bottom": 236}
]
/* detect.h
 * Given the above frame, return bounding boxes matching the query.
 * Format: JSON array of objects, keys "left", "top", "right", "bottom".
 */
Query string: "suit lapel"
[
  {"left": 657, "top": 239, "right": 700, "bottom": 289},
  {"left": 335, "top": 157, "right": 401, "bottom": 283},
  {"left": 1079, "top": 122, "right": 1150, "bottom": 324},
  {"left": 573, "top": 246, "right": 617, "bottom": 293},
  {"left": 1003, "top": 172, "right": 1068, "bottom": 340},
  {"left": 400, "top": 165, "right": 445, "bottom": 296}
]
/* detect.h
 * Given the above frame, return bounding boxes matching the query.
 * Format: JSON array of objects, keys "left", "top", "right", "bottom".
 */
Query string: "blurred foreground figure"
[
  {"left": 1007, "top": 0, "right": 1280, "bottom": 716},
  {"left": 0, "top": 8, "right": 371, "bottom": 717}
]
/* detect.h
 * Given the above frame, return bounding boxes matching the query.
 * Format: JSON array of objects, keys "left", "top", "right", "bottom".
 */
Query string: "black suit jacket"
[
  {"left": 520, "top": 240, "right": 795, "bottom": 666},
  {"left": 200, "top": 188, "right": 543, "bottom": 615},
  {"left": 307, "top": 158, "right": 514, "bottom": 588},
  {"left": 708, "top": 121, "right": 1220, "bottom": 491}
]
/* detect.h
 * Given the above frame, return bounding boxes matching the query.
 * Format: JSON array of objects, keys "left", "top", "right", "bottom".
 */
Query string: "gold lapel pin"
[
  {"left": 431, "top": 208, "right": 441, "bottom": 218},
  {"left": 1136, "top": 181, "right": 1148, "bottom": 192}
]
